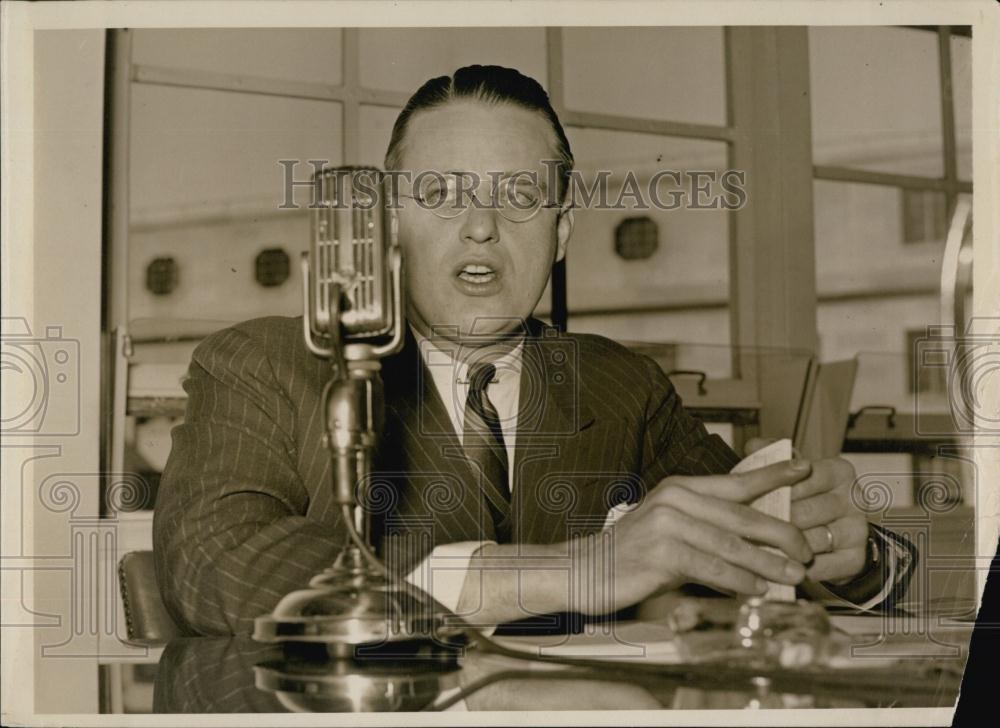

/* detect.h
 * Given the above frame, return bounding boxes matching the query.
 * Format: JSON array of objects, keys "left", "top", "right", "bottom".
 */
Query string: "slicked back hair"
[{"left": 384, "top": 65, "right": 574, "bottom": 200}]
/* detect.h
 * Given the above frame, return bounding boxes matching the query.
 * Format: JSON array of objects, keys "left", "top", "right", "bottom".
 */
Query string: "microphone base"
[
  {"left": 253, "top": 547, "right": 463, "bottom": 659},
  {"left": 253, "top": 656, "right": 454, "bottom": 712}
]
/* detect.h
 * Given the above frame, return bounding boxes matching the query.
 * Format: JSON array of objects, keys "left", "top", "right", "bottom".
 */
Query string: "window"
[
  {"left": 902, "top": 189, "right": 949, "bottom": 243},
  {"left": 906, "top": 328, "right": 947, "bottom": 395},
  {"left": 810, "top": 26, "right": 972, "bottom": 358}
]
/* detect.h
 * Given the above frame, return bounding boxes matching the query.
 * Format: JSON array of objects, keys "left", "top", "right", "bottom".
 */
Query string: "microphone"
[
  {"left": 301, "top": 167, "right": 404, "bottom": 516},
  {"left": 255, "top": 166, "right": 463, "bottom": 657},
  {"left": 303, "top": 166, "right": 404, "bottom": 358}
]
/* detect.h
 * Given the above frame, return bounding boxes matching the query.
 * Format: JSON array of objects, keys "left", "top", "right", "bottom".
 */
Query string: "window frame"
[{"left": 812, "top": 27, "right": 972, "bottom": 214}]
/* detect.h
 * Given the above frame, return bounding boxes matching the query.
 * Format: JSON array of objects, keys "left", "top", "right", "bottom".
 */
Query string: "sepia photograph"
[{"left": 2, "top": 1, "right": 998, "bottom": 725}]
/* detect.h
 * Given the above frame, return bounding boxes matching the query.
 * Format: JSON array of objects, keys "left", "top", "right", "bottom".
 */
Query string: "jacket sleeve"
[
  {"left": 637, "top": 354, "right": 741, "bottom": 486},
  {"left": 153, "top": 325, "right": 343, "bottom": 636}
]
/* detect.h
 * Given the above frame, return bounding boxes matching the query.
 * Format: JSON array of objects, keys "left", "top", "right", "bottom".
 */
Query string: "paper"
[
  {"left": 730, "top": 438, "right": 795, "bottom": 602},
  {"left": 492, "top": 620, "right": 681, "bottom": 663}
]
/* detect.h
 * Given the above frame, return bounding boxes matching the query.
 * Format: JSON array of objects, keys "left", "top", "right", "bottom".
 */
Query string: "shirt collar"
[{"left": 410, "top": 324, "right": 524, "bottom": 389}]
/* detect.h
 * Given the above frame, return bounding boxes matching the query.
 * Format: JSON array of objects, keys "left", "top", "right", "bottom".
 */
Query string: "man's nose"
[{"left": 459, "top": 203, "right": 500, "bottom": 245}]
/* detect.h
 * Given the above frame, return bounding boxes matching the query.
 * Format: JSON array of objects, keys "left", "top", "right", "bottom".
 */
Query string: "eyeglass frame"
[{"left": 390, "top": 171, "right": 573, "bottom": 223}]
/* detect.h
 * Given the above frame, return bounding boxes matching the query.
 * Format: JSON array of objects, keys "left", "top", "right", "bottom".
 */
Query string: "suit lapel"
[
  {"left": 375, "top": 319, "right": 617, "bottom": 553},
  {"left": 377, "top": 329, "right": 497, "bottom": 549},
  {"left": 513, "top": 319, "right": 609, "bottom": 544}
]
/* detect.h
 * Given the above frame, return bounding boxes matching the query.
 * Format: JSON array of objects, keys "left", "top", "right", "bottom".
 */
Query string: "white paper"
[
  {"left": 730, "top": 439, "right": 796, "bottom": 602},
  {"left": 492, "top": 621, "right": 680, "bottom": 663}
]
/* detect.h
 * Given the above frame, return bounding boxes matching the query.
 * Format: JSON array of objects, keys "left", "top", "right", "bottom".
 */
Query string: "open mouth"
[{"left": 457, "top": 263, "right": 497, "bottom": 284}]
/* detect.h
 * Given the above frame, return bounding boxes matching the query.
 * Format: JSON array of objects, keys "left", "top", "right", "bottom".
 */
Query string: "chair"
[{"left": 117, "top": 550, "right": 182, "bottom": 645}]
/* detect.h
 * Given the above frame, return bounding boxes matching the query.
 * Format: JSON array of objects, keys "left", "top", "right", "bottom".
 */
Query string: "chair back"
[{"left": 118, "top": 550, "right": 182, "bottom": 645}]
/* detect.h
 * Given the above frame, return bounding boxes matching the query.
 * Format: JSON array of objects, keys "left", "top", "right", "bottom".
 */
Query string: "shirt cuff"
[
  {"left": 808, "top": 528, "right": 903, "bottom": 610},
  {"left": 403, "top": 540, "right": 497, "bottom": 628},
  {"left": 603, "top": 502, "right": 640, "bottom": 530}
]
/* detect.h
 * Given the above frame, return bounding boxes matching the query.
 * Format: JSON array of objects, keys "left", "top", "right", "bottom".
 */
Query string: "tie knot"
[{"left": 468, "top": 363, "right": 496, "bottom": 394}]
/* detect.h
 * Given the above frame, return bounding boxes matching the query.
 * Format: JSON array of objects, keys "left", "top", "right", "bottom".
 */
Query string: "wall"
[{"left": 27, "top": 29, "right": 106, "bottom": 713}]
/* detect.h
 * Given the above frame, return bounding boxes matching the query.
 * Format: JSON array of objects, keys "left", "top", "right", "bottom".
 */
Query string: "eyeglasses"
[{"left": 394, "top": 173, "right": 569, "bottom": 223}]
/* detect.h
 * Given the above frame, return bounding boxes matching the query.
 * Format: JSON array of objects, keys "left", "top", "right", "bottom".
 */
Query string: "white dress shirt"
[
  {"left": 416, "top": 327, "right": 523, "bottom": 476},
  {"left": 403, "top": 327, "right": 522, "bottom": 617}
]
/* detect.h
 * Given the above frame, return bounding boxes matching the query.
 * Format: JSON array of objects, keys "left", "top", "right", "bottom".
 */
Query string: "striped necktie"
[{"left": 463, "top": 363, "right": 512, "bottom": 542}]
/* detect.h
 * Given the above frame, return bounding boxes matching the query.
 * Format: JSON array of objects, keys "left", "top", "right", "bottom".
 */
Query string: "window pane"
[
  {"left": 569, "top": 311, "right": 731, "bottom": 352},
  {"left": 358, "top": 28, "right": 547, "bottom": 94},
  {"left": 132, "top": 29, "right": 343, "bottom": 85},
  {"left": 906, "top": 329, "right": 947, "bottom": 395},
  {"left": 563, "top": 128, "right": 730, "bottom": 324},
  {"left": 131, "top": 85, "right": 342, "bottom": 216},
  {"left": 813, "top": 174, "right": 952, "bottom": 518},
  {"left": 562, "top": 27, "right": 726, "bottom": 126},
  {"left": 813, "top": 180, "right": 945, "bottom": 287},
  {"left": 901, "top": 189, "right": 948, "bottom": 244},
  {"left": 572, "top": 329, "right": 736, "bottom": 403},
  {"left": 819, "top": 298, "right": 940, "bottom": 405},
  {"left": 951, "top": 35, "right": 972, "bottom": 181},
  {"left": 810, "top": 27, "right": 943, "bottom": 178},
  {"left": 129, "top": 86, "right": 341, "bottom": 324},
  {"left": 358, "top": 104, "right": 401, "bottom": 167},
  {"left": 128, "top": 213, "right": 311, "bottom": 324}
]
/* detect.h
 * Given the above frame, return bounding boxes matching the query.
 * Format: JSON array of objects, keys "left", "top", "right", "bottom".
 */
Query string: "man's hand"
[
  {"left": 573, "top": 460, "right": 815, "bottom": 616},
  {"left": 743, "top": 438, "right": 870, "bottom": 586},
  {"left": 791, "top": 457, "right": 869, "bottom": 585},
  {"left": 456, "top": 456, "right": 871, "bottom": 625}
]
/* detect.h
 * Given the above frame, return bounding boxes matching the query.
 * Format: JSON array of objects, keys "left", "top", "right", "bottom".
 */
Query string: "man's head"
[{"left": 385, "top": 65, "right": 575, "bottom": 344}]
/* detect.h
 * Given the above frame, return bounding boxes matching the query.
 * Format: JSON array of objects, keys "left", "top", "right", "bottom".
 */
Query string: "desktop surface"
[{"left": 126, "top": 602, "right": 972, "bottom": 714}]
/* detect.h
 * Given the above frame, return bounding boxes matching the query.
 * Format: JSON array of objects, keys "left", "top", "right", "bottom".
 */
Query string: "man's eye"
[
  {"left": 419, "top": 186, "right": 443, "bottom": 205},
  {"left": 515, "top": 188, "right": 539, "bottom": 205},
  {"left": 418, "top": 182, "right": 457, "bottom": 206},
  {"left": 507, "top": 184, "right": 540, "bottom": 207}
]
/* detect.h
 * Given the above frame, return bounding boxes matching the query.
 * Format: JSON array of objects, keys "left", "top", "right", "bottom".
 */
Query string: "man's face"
[{"left": 394, "top": 100, "right": 573, "bottom": 344}]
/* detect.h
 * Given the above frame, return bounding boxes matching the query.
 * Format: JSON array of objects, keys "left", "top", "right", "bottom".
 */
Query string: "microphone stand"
[{"left": 253, "top": 169, "right": 461, "bottom": 661}]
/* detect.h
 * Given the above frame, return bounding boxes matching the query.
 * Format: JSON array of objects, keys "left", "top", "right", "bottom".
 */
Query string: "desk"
[{"left": 114, "top": 606, "right": 972, "bottom": 714}]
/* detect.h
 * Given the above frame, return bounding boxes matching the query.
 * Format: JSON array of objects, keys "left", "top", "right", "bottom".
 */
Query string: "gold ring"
[{"left": 821, "top": 524, "right": 836, "bottom": 553}]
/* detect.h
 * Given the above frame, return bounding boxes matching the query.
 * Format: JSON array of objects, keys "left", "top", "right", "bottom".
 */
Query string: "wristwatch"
[{"left": 821, "top": 527, "right": 885, "bottom": 605}]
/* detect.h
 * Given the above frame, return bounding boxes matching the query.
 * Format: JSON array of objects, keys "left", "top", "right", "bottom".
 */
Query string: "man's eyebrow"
[
  {"left": 436, "top": 170, "right": 548, "bottom": 191},
  {"left": 506, "top": 172, "right": 548, "bottom": 191}
]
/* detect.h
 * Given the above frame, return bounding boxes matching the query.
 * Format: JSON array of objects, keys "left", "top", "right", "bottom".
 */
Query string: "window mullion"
[
  {"left": 938, "top": 26, "right": 959, "bottom": 215},
  {"left": 546, "top": 27, "right": 569, "bottom": 331},
  {"left": 342, "top": 28, "right": 360, "bottom": 164}
]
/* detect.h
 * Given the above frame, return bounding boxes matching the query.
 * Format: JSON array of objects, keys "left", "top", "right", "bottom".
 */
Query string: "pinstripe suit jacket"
[{"left": 154, "top": 315, "right": 743, "bottom": 635}]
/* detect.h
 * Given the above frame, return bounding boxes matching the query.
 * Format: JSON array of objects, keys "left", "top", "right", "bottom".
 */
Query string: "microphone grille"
[{"left": 309, "top": 166, "right": 397, "bottom": 339}]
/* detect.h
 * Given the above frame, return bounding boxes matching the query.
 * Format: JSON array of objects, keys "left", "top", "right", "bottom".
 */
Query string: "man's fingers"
[
  {"left": 805, "top": 547, "right": 867, "bottom": 584},
  {"left": 669, "top": 459, "right": 812, "bottom": 503},
  {"left": 791, "top": 491, "right": 847, "bottom": 530},
  {"left": 658, "top": 491, "right": 813, "bottom": 563},
  {"left": 803, "top": 516, "right": 868, "bottom": 555},
  {"left": 675, "top": 518, "right": 807, "bottom": 586},
  {"left": 790, "top": 458, "right": 856, "bottom": 501},
  {"left": 674, "top": 543, "right": 766, "bottom": 597}
]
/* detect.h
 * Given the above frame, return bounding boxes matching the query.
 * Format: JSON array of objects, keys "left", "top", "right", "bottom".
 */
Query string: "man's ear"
[{"left": 554, "top": 206, "right": 574, "bottom": 263}]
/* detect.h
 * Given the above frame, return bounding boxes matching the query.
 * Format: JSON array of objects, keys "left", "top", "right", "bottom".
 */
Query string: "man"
[{"left": 154, "top": 65, "right": 915, "bottom": 636}]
